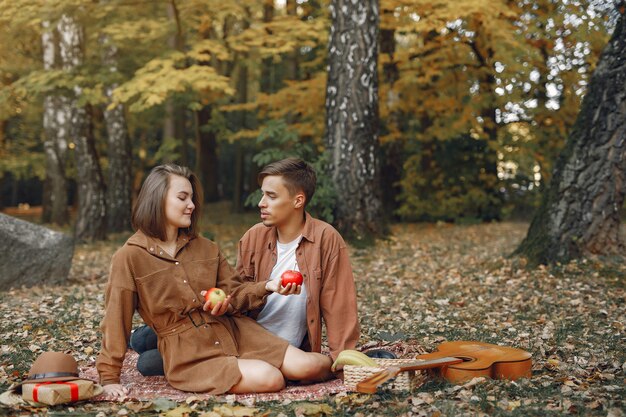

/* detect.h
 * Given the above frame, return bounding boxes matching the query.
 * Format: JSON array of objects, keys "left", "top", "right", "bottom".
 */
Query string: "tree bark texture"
[
  {"left": 41, "top": 21, "right": 70, "bottom": 225},
  {"left": 58, "top": 15, "right": 107, "bottom": 241},
  {"left": 325, "top": 0, "right": 383, "bottom": 240},
  {"left": 102, "top": 40, "right": 133, "bottom": 232},
  {"left": 516, "top": 13, "right": 626, "bottom": 265},
  {"left": 73, "top": 103, "right": 107, "bottom": 241}
]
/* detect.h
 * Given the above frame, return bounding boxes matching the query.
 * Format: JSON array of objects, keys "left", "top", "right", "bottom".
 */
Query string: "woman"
[{"left": 97, "top": 164, "right": 332, "bottom": 398}]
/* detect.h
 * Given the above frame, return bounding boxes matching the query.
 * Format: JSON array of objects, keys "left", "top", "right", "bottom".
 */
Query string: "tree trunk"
[
  {"left": 165, "top": 0, "right": 188, "bottom": 166},
  {"left": 469, "top": 17, "right": 503, "bottom": 221},
  {"left": 102, "top": 39, "right": 133, "bottom": 233},
  {"left": 232, "top": 62, "right": 248, "bottom": 213},
  {"left": 58, "top": 15, "right": 107, "bottom": 241},
  {"left": 195, "top": 107, "right": 220, "bottom": 202},
  {"left": 324, "top": 0, "right": 383, "bottom": 241},
  {"left": 515, "top": 13, "right": 626, "bottom": 265},
  {"left": 379, "top": 6, "right": 402, "bottom": 215},
  {"left": 285, "top": 0, "right": 299, "bottom": 81},
  {"left": 74, "top": 102, "right": 107, "bottom": 241},
  {"left": 261, "top": 0, "right": 275, "bottom": 93},
  {"left": 41, "top": 21, "right": 69, "bottom": 225}
]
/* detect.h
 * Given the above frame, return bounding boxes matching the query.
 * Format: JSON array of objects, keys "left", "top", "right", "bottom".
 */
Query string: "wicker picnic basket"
[{"left": 343, "top": 358, "right": 428, "bottom": 392}]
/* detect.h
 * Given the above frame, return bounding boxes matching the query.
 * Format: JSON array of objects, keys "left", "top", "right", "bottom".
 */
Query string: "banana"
[{"left": 331, "top": 350, "right": 379, "bottom": 372}]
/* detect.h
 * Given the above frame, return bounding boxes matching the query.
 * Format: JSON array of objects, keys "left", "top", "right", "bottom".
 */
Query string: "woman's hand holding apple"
[{"left": 201, "top": 288, "right": 232, "bottom": 316}]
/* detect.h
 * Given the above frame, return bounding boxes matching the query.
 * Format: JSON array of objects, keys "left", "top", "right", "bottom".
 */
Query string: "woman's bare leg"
[
  {"left": 229, "top": 359, "right": 285, "bottom": 393},
  {"left": 279, "top": 345, "right": 333, "bottom": 382}
]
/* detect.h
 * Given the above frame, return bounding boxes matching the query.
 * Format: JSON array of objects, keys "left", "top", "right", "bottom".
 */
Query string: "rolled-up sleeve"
[{"left": 218, "top": 250, "right": 269, "bottom": 313}]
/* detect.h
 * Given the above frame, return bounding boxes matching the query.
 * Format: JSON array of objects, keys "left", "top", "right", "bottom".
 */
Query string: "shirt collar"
[
  {"left": 266, "top": 211, "right": 315, "bottom": 250},
  {"left": 127, "top": 229, "right": 194, "bottom": 256}
]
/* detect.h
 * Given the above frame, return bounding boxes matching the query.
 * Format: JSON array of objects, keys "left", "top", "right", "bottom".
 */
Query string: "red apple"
[
  {"left": 204, "top": 287, "right": 226, "bottom": 308},
  {"left": 281, "top": 270, "right": 303, "bottom": 287}
]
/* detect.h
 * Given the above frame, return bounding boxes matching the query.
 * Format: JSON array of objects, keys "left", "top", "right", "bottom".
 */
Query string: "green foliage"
[
  {"left": 153, "top": 136, "right": 181, "bottom": 165},
  {"left": 397, "top": 135, "right": 503, "bottom": 222},
  {"left": 245, "top": 120, "right": 337, "bottom": 223}
]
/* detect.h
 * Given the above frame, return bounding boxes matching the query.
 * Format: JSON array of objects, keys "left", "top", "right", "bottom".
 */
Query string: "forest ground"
[{"left": 0, "top": 202, "right": 624, "bottom": 416}]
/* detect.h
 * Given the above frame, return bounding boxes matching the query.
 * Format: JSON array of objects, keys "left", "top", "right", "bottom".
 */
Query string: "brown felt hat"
[{"left": 16, "top": 352, "right": 94, "bottom": 388}]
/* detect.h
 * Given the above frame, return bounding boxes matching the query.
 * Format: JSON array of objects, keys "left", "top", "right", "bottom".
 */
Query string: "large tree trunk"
[
  {"left": 515, "top": 13, "right": 626, "bottom": 265},
  {"left": 102, "top": 40, "right": 132, "bottom": 233},
  {"left": 41, "top": 21, "right": 69, "bottom": 225},
  {"left": 324, "top": 0, "right": 383, "bottom": 241},
  {"left": 58, "top": 15, "right": 107, "bottom": 241}
]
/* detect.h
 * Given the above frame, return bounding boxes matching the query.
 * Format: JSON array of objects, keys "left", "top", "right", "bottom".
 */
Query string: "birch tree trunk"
[
  {"left": 102, "top": 39, "right": 132, "bottom": 232},
  {"left": 324, "top": 0, "right": 383, "bottom": 241},
  {"left": 515, "top": 13, "right": 626, "bottom": 265},
  {"left": 57, "top": 15, "right": 107, "bottom": 241},
  {"left": 41, "top": 21, "right": 69, "bottom": 225}
]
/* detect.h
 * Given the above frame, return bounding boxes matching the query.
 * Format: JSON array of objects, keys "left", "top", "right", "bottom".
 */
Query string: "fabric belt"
[
  {"left": 154, "top": 309, "right": 239, "bottom": 356},
  {"left": 154, "top": 309, "right": 213, "bottom": 338}
]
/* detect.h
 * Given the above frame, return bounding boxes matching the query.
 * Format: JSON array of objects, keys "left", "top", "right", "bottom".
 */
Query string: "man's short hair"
[
  {"left": 132, "top": 163, "right": 203, "bottom": 241},
  {"left": 258, "top": 158, "right": 317, "bottom": 207}
]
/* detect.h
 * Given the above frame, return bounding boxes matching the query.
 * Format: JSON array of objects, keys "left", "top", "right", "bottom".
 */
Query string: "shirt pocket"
[
  {"left": 239, "top": 250, "right": 257, "bottom": 281},
  {"left": 185, "top": 257, "right": 220, "bottom": 292},
  {"left": 134, "top": 267, "right": 177, "bottom": 314}
]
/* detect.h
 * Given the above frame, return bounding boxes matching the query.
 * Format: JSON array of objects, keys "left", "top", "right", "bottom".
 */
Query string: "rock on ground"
[{"left": 0, "top": 213, "right": 74, "bottom": 290}]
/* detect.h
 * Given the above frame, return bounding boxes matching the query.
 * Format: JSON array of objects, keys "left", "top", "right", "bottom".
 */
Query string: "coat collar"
[{"left": 127, "top": 229, "right": 194, "bottom": 258}]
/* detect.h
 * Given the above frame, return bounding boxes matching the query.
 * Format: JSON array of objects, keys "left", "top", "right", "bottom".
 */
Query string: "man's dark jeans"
[{"left": 130, "top": 325, "right": 165, "bottom": 376}]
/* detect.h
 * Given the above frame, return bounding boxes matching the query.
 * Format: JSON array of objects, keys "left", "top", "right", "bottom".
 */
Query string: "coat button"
[
  {"left": 150, "top": 247, "right": 154, "bottom": 252},
  {"left": 215, "top": 341, "right": 220, "bottom": 345},
  {"left": 175, "top": 262, "right": 180, "bottom": 265},
  {"left": 183, "top": 280, "right": 187, "bottom": 283},
  {"left": 159, "top": 251, "right": 163, "bottom": 255}
]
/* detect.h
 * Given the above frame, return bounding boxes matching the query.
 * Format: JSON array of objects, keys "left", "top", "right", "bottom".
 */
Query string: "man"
[{"left": 236, "top": 158, "right": 360, "bottom": 360}]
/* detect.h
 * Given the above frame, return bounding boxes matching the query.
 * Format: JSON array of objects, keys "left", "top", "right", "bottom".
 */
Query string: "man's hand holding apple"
[{"left": 265, "top": 270, "right": 303, "bottom": 295}]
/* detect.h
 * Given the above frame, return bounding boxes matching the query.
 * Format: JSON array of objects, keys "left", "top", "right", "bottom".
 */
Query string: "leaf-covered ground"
[{"left": 1, "top": 205, "right": 624, "bottom": 416}]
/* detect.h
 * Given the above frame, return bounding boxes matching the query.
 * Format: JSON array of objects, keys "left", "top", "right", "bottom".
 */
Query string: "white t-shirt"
[{"left": 256, "top": 235, "right": 308, "bottom": 347}]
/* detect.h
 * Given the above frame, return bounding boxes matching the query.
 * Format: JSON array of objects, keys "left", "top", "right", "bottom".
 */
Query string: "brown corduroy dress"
[{"left": 96, "top": 231, "right": 289, "bottom": 394}]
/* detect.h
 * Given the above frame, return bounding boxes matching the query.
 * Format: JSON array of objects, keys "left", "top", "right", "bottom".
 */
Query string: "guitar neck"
[
  {"left": 396, "top": 356, "right": 464, "bottom": 372},
  {"left": 356, "top": 357, "right": 463, "bottom": 394}
]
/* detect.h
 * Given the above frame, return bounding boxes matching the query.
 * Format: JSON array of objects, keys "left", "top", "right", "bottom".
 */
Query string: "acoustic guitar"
[{"left": 356, "top": 341, "right": 532, "bottom": 394}]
